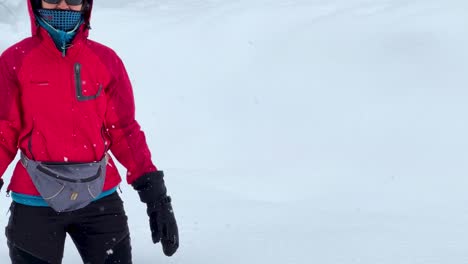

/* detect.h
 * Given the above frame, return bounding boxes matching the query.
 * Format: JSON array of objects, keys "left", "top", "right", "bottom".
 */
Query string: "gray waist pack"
[{"left": 20, "top": 153, "right": 108, "bottom": 212}]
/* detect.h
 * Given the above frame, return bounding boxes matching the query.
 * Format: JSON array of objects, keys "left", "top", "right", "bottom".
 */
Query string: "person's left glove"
[
  {"left": 132, "top": 171, "right": 179, "bottom": 256},
  {"left": 147, "top": 196, "right": 179, "bottom": 256}
]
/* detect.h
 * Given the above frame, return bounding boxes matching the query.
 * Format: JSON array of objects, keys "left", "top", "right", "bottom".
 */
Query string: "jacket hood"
[{"left": 28, "top": 0, "right": 93, "bottom": 36}]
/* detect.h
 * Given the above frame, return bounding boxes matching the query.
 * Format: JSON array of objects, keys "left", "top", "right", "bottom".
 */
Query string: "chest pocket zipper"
[{"left": 74, "top": 63, "right": 103, "bottom": 101}]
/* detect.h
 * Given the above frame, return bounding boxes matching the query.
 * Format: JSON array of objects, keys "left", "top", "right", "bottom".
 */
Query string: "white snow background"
[{"left": 2, "top": 0, "right": 468, "bottom": 263}]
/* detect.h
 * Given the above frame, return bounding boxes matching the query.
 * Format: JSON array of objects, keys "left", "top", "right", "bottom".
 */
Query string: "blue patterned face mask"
[{"left": 37, "top": 9, "right": 83, "bottom": 32}]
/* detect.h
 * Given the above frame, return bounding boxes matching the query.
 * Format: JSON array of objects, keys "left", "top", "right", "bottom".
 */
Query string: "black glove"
[
  {"left": 147, "top": 196, "right": 179, "bottom": 256},
  {"left": 132, "top": 171, "right": 179, "bottom": 256}
]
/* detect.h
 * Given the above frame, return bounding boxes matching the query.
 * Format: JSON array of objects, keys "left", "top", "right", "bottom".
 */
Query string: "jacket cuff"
[{"left": 131, "top": 171, "right": 167, "bottom": 204}]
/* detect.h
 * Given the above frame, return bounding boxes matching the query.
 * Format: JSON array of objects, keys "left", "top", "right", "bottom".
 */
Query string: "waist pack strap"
[
  {"left": 20, "top": 152, "right": 109, "bottom": 169},
  {"left": 20, "top": 152, "right": 29, "bottom": 169}
]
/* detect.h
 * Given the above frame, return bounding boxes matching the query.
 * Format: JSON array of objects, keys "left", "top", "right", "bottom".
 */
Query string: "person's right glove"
[{"left": 132, "top": 171, "right": 179, "bottom": 256}]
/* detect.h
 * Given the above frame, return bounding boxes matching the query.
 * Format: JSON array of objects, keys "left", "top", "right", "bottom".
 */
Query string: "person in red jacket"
[{"left": 0, "top": 0, "right": 179, "bottom": 263}]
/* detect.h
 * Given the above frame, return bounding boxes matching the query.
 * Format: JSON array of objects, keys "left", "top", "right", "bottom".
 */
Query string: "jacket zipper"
[
  {"left": 74, "top": 63, "right": 83, "bottom": 100},
  {"left": 74, "top": 63, "right": 103, "bottom": 101}
]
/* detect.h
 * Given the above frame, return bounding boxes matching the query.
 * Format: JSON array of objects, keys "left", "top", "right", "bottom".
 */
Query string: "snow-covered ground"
[{"left": 2, "top": 0, "right": 468, "bottom": 263}]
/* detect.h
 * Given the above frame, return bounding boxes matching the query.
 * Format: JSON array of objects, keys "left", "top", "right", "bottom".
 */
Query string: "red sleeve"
[
  {"left": 0, "top": 51, "right": 21, "bottom": 178},
  {"left": 105, "top": 56, "right": 157, "bottom": 184}
]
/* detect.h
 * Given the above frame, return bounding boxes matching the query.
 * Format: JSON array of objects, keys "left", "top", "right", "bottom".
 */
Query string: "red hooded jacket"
[{"left": 0, "top": 0, "right": 157, "bottom": 195}]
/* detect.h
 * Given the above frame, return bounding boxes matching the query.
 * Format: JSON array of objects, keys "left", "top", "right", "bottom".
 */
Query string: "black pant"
[{"left": 5, "top": 192, "right": 132, "bottom": 264}]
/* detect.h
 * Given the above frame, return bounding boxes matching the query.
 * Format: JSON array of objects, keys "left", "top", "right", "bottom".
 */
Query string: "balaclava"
[{"left": 34, "top": 1, "right": 84, "bottom": 56}]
